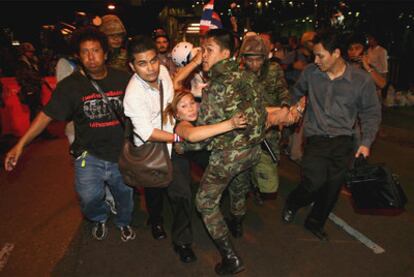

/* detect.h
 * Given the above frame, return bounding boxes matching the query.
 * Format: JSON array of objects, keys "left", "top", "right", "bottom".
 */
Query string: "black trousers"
[
  {"left": 144, "top": 151, "right": 193, "bottom": 245},
  {"left": 286, "top": 135, "right": 354, "bottom": 228}
]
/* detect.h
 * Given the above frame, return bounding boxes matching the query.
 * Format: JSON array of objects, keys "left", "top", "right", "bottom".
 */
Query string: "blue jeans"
[{"left": 74, "top": 152, "right": 134, "bottom": 227}]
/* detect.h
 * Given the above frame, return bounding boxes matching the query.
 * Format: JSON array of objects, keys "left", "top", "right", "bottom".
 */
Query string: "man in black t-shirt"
[{"left": 4, "top": 27, "right": 136, "bottom": 242}]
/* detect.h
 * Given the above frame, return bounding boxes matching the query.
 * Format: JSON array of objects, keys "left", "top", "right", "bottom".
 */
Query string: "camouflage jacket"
[
  {"left": 189, "top": 59, "right": 266, "bottom": 151},
  {"left": 107, "top": 48, "right": 130, "bottom": 73},
  {"left": 257, "top": 60, "right": 290, "bottom": 157}
]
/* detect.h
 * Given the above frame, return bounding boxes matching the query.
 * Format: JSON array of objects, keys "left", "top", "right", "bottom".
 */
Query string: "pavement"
[{"left": 0, "top": 108, "right": 413, "bottom": 276}]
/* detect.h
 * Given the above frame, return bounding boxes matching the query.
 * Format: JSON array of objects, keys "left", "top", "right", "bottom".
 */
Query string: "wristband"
[
  {"left": 296, "top": 105, "right": 304, "bottom": 115},
  {"left": 173, "top": 133, "right": 182, "bottom": 142}
]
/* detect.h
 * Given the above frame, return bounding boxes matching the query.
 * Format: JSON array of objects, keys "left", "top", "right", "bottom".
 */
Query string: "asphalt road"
[{"left": 0, "top": 134, "right": 413, "bottom": 276}]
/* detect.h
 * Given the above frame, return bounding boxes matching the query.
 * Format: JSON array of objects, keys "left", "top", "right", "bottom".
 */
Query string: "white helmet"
[{"left": 172, "top": 41, "right": 195, "bottom": 67}]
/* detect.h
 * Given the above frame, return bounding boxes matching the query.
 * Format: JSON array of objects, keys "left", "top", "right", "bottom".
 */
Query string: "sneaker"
[
  {"left": 105, "top": 199, "right": 117, "bottom": 215},
  {"left": 120, "top": 225, "right": 136, "bottom": 242},
  {"left": 92, "top": 221, "right": 108, "bottom": 240}
]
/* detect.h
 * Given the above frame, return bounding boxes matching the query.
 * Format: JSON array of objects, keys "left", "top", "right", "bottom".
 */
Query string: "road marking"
[
  {"left": 0, "top": 243, "right": 14, "bottom": 272},
  {"left": 329, "top": 213, "right": 385, "bottom": 254}
]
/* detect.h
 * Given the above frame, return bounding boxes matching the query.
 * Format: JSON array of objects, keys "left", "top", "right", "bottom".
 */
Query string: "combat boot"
[
  {"left": 226, "top": 214, "right": 244, "bottom": 238},
  {"left": 214, "top": 235, "right": 245, "bottom": 275}
]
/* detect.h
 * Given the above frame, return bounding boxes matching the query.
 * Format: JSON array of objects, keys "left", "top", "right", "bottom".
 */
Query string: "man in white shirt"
[
  {"left": 123, "top": 35, "right": 196, "bottom": 263},
  {"left": 367, "top": 33, "right": 388, "bottom": 75}
]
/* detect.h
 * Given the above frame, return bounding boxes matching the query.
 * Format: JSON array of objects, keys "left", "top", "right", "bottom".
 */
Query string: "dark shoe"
[
  {"left": 151, "top": 224, "right": 167, "bottom": 240},
  {"left": 304, "top": 222, "right": 329, "bottom": 241},
  {"left": 214, "top": 236, "right": 245, "bottom": 275},
  {"left": 174, "top": 244, "right": 197, "bottom": 263},
  {"left": 226, "top": 214, "right": 244, "bottom": 238},
  {"left": 282, "top": 204, "right": 296, "bottom": 223}
]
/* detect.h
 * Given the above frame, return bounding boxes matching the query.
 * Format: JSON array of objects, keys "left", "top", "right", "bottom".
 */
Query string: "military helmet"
[
  {"left": 99, "top": 15, "right": 126, "bottom": 35},
  {"left": 239, "top": 35, "right": 268, "bottom": 57}
]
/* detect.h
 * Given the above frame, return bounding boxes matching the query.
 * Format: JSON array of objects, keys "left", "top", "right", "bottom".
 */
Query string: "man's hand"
[
  {"left": 4, "top": 144, "right": 23, "bottom": 171},
  {"left": 191, "top": 48, "right": 202, "bottom": 66},
  {"left": 230, "top": 112, "right": 247, "bottom": 129},
  {"left": 355, "top": 145, "right": 370, "bottom": 158},
  {"left": 266, "top": 107, "right": 289, "bottom": 128}
]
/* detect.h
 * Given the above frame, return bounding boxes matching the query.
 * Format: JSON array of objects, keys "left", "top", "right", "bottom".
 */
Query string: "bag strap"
[
  {"left": 81, "top": 67, "right": 126, "bottom": 130},
  {"left": 159, "top": 81, "right": 164, "bottom": 131}
]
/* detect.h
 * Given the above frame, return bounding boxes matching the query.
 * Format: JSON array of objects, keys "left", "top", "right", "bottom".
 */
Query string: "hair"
[
  {"left": 127, "top": 35, "right": 157, "bottom": 63},
  {"left": 347, "top": 33, "right": 367, "bottom": 49},
  {"left": 205, "top": 29, "right": 235, "bottom": 57},
  {"left": 70, "top": 26, "right": 109, "bottom": 55},
  {"left": 313, "top": 29, "right": 346, "bottom": 57},
  {"left": 163, "top": 89, "right": 194, "bottom": 124}
]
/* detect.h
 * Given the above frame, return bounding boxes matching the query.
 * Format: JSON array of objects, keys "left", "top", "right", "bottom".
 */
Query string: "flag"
[{"left": 200, "top": 0, "right": 222, "bottom": 35}]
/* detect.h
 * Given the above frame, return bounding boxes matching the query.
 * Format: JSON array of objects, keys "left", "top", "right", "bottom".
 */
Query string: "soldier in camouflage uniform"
[
  {"left": 239, "top": 35, "right": 290, "bottom": 197},
  {"left": 99, "top": 15, "right": 129, "bottom": 73},
  {"left": 181, "top": 29, "right": 266, "bottom": 275}
]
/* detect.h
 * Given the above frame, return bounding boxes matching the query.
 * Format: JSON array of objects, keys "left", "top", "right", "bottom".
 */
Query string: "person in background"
[
  {"left": 347, "top": 33, "right": 386, "bottom": 90},
  {"left": 238, "top": 35, "right": 293, "bottom": 206},
  {"left": 153, "top": 28, "right": 177, "bottom": 77},
  {"left": 15, "top": 42, "right": 42, "bottom": 122},
  {"left": 366, "top": 33, "right": 388, "bottom": 77},
  {"left": 99, "top": 14, "right": 129, "bottom": 73}
]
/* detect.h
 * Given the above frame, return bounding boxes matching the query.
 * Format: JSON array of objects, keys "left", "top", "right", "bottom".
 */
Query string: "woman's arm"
[
  {"left": 172, "top": 50, "right": 202, "bottom": 91},
  {"left": 175, "top": 113, "right": 247, "bottom": 142}
]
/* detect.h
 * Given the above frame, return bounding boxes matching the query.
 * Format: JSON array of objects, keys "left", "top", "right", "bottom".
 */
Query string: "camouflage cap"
[
  {"left": 99, "top": 15, "right": 126, "bottom": 35},
  {"left": 239, "top": 35, "right": 268, "bottom": 57}
]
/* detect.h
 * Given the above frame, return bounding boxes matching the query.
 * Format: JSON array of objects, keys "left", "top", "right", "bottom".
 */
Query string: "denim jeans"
[{"left": 74, "top": 152, "right": 134, "bottom": 227}]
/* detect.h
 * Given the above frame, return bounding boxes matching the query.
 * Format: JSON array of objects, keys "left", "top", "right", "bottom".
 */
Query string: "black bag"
[{"left": 346, "top": 157, "right": 407, "bottom": 210}]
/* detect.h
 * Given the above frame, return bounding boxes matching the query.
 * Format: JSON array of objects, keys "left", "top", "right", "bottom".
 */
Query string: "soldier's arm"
[{"left": 269, "top": 62, "right": 291, "bottom": 106}]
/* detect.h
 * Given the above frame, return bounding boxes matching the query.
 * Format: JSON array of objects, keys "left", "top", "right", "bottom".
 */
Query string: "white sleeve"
[
  {"left": 56, "top": 58, "right": 74, "bottom": 83},
  {"left": 123, "top": 76, "right": 154, "bottom": 144},
  {"left": 379, "top": 48, "right": 388, "bottom": 74}
]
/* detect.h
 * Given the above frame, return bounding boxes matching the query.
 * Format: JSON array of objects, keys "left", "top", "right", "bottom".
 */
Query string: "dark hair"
[
  {"left": 205, "top": 29, "right": 235, "bottom": 56},
  {"left": 313, "top": 29, "right": 346, "bottom": 57},
  {"left": 347, "top": 33, "right": 367, "bottom": 49},
  {"left": 127, "top": 35, "right": 157, "bottom": 63},
  {"left": 70, "top": 26, "right": 109, "bottom": 55}
]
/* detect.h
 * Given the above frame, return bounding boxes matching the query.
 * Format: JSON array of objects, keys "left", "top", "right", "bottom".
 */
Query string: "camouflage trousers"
[{"left": 195, "top": 145, "right": 261, "bottom": 239}]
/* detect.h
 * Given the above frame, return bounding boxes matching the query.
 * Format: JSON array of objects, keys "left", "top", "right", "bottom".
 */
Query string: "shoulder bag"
[{"left": 86, "top": 71, "right": 173, "bottom": 188}]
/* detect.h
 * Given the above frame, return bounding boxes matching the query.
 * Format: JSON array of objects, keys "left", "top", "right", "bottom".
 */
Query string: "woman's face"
[{"left": 176, "top": 94, "right": 198, "bottom": 121}]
